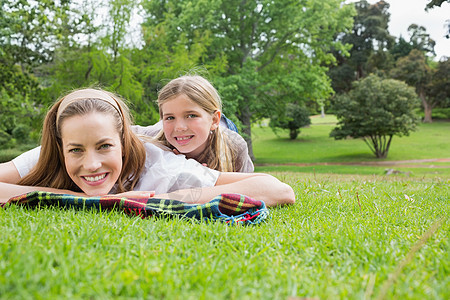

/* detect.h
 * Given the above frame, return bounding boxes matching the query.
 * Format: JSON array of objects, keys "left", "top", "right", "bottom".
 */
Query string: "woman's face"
[
  {"left": 60, "top": 112, "right": 123, "bottom": 196},
  {"left": 161, "top": 94, "right": 220, "bottom": 158}
]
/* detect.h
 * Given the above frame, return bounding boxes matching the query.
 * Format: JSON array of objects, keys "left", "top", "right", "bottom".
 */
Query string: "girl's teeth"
[
  {"left": 84, "top": 174, "right": 106, "bottom": 182},
  {"left": 177, "top": 136, "right": 191, "bottom": 140}
]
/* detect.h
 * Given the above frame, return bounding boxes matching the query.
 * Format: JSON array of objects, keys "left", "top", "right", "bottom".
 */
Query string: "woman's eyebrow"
[
  {"left": 66, "top": 143, "right": 83, "bottom": 147},
  {"left": 96, "top": 138, "right": 113, "bottom": 145}
]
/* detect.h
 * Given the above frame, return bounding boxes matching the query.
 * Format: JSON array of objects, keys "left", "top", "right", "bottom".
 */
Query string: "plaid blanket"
[{"left": 3, "top": 191, "right": 269, "bottom": 225}]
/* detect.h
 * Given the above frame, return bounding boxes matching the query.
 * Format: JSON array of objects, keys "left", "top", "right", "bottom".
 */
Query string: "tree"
[
  {"left": 407, "top": 24, "right": 436, "bottom": 56},
  {"left": 328, "top": 0, "right": 394, "bottom": 93},
  {"left": 390, "top": 49, "right": 435, "bottom": 122},
  {"left": 330, "top": 75, "right": 419, "bottom": 159},
  {"left": 140, "top": 0, "right": 355, "bottom": 159},
  {"left": 389, "top": 36, "right": 414, "bottom": 60},
  {"left": 428, "top": 57, "right": 450, "bottom": 111},
  {"left": 425, "top": 1, "right": 450, "bottom": 39},
  {"left": 270, "top": 103, "right": 311, "bottom": 140},
  {"left": 426, "top": 0, "right": 450, "bottom": 9}
]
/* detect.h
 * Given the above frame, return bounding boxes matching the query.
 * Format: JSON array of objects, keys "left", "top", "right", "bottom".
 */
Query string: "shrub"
[
  {"left": 270, "top": 103, "right": 311, "bottom": 139},
  {"left": 330, "top": 75, "right": 420, "bottom": 158}
]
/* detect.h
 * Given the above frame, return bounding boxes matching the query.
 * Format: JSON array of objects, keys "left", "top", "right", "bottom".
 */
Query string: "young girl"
[
  {"left": 0, "top": 88, "right": 294, "bottom": 206},
  {"left": 137, "top": 75, "right": 253, "bottom": 172}
]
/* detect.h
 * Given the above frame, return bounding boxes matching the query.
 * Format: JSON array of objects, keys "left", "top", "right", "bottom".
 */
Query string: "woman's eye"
[
  {"left": 99, "top": 144, "right": 112, "bottom": 150},
  {"left": 69, "top": 148, "right": 82, "bottom": 153}
]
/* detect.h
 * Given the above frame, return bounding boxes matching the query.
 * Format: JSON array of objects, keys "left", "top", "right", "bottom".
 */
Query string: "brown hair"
[
  {"left": 18, "top": 88, "right": 146, "bottom": 193},
  {"left": 155, "top": 75, "right": 238, "bottom": 172}
]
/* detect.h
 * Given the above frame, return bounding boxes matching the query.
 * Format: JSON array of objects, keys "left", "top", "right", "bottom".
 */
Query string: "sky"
[{"left": 358, "top": 0, "right": 450, "bottom": 60}]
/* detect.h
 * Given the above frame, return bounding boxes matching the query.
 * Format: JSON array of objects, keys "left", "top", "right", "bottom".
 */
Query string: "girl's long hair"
[
  {"left": 155, "top": 75, "right": 238, "bottom": 172},
  {"left": 18, "top": 89, "right": 146, "bottom": 193}
]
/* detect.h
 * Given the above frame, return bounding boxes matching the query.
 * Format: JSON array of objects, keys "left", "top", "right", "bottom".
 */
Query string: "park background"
[{"left": 1, "top": 0, "right": 449, "bottom": 299}]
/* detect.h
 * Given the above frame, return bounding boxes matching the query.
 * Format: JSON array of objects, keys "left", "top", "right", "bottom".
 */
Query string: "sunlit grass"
[{"left": 1, "top": 173, "right": 448, "bottom": 299}]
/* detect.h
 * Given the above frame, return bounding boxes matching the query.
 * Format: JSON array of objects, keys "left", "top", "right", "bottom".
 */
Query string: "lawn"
[
  {"left": 1, "top": 174, "right": 448, "bottom": 299},
  {"left": 1, "top": 118, "right": 449, "bottom": 299},
  {"left": 252, "top": 117, "right": 450, "bottom": 178}
]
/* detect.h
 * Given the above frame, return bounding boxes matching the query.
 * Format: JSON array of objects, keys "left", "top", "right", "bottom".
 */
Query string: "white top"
[
  {"left": 135, "top": 143, "right": 219, "bottom": 194},
  {"left": 12, "top": 145, "right": 42, "bottom": 178},
  {"left": 12, "top": 142, "right": 219, "bottom": 194}
]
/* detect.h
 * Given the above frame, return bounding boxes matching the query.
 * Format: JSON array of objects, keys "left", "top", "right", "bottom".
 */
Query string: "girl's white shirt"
[{"left": 12, "top": 142, "right": 219, "bottom": 194}]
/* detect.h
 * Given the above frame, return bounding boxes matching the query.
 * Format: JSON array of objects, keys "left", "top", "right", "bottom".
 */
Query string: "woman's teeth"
[{"left": 84, "top": 174, "right": 106, "bottom": 182}]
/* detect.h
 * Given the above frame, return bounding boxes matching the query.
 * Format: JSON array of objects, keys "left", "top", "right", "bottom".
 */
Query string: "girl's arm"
[{"left": 154, "top": 172, "right": 295, "bottom": 207}]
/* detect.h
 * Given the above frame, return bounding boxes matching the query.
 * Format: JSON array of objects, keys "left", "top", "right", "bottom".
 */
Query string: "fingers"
[{"left": 114, "top": 191, "right": 155, "bottom": 199}]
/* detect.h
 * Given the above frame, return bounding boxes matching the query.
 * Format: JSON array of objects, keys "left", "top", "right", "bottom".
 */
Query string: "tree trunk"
[
  {"left": 419, "top": 90, "right": 433, "bottom": 123},
  {"left": 289, "top": 128, "right": 298, "bottom": 140},
  {"left": 239, "top": 105, "right": 255, "bottom": 161},
  {"left": 423, "top": 103, "right": 433, "bottom": 123}
]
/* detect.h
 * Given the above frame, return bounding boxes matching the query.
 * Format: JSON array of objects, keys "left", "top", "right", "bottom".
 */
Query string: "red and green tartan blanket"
[{"left": 3, "top": 191, "right": 269, "bottom": 225}]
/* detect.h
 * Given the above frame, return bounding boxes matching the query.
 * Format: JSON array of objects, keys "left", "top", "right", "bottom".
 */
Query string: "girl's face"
[
  {"left": 161, "top": 94, "right": 220, "bottom": 158},
  {"left": 60, "top": 112, "right": 123, "bottom": 196}
]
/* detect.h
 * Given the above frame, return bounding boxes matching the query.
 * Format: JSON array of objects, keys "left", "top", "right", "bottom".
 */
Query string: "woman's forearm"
[
  {"left": 0, "top": 162, "right": 21, "bottom": 184},
  {"left": 0, "top": 182, "right": 83, "bottom": 204},
  {"left": 155, "top": 173, "right": 295, "bottom": 207}
]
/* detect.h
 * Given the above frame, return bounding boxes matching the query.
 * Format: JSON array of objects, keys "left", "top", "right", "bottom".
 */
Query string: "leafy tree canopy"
[
  {"left": 328, "top": 0, "right": 394, "bottom": 93},
  {"left": 140, "top": 0, "right": 355, "bottom": 159}
]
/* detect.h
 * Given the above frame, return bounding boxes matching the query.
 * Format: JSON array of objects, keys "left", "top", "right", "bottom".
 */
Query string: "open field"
[
  {"left": 1, "top": 173, "right": 448, "bottom": 299},
  {"left": 252, "top": 117, "right": 450, "bottom": 178}
]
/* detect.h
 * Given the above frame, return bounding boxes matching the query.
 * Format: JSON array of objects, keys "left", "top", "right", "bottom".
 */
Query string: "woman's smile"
[{"left": 61, "top": 113, "right": 123, "bottom": 196}]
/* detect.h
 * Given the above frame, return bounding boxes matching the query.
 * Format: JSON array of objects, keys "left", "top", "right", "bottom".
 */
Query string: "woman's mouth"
[{"left": 82, "top": 173, "right": 108, "bottom": 185}]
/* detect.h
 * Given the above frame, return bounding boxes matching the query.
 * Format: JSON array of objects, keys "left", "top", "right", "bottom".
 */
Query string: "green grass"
[
  {"left": 1, "top": 174, "right": 448, "bottom": 299},
  {"left": 1, "top": 117, "right": 448, "bottom": 299},
  {"left": 252, "top": 118, "right": 450, "bottom": 177}
]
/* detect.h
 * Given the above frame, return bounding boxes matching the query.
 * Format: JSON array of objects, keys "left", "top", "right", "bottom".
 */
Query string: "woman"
[{"left": 0, "top": 88, "right": 294, "bottom": 206}]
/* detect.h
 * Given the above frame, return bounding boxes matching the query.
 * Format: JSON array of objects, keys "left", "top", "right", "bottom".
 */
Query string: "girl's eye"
[
  {"left": 165, "top": 116, "right": 174, "bottom": 121},
  {"left": 187, "top": 114, "right": 198, "bottom": 118}
]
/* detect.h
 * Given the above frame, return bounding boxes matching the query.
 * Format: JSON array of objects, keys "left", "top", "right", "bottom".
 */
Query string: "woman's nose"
[{"left": 83, "top": 152, "right": 102, "bottom": 171}]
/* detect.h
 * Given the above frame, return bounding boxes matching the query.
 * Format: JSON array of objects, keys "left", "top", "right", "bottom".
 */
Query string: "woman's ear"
[{"left": 211, "top": 110, "right": 221, "bottom": 130}]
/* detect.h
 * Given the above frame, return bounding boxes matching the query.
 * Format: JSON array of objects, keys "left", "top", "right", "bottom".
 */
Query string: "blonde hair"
[
  {"left": 156, "top": 75, "right": 238, "bottom": 172},
  {"left": 18, "top": 88, "right": 146, "bottom": 193}
]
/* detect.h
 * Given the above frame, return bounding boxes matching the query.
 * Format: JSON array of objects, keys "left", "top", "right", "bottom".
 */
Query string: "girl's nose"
[{"left": 174, "top": 119, "right": 188, "bottom": 131}]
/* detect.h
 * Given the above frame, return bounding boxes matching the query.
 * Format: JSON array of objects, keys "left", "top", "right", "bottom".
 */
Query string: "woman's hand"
[{"left": 111, "top": 191, "right": 155, "bottom": 199}]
